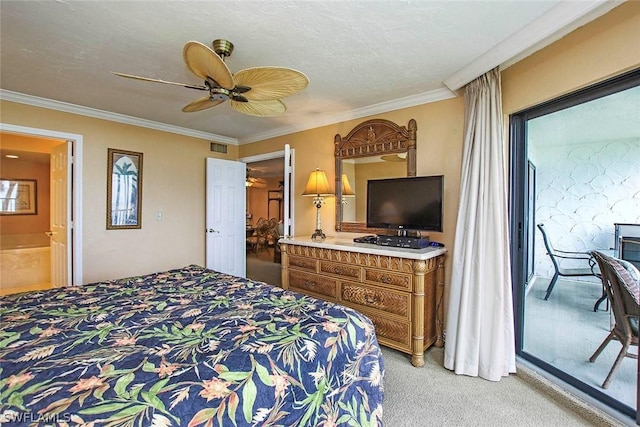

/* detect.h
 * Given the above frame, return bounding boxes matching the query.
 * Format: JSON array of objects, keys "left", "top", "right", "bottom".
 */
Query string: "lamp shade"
[
  {"left": 302, "top": 169, "right": 332, "bottom": 196},
  {"left": 341, "top": 174, "right": 355, "bottom": 196}
]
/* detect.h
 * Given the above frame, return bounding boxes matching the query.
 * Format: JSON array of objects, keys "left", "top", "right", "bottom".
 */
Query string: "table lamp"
[{"left": 302, "top": 168, "right": 333, "bottom": 240}]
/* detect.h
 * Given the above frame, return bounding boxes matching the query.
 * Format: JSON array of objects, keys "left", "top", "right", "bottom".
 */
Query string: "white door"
[
  {"left": 50, "top": 141, "right": 72, "bottom": 287},
  {"left": 283, "top": 145, "right": 294, "bottom": 238},
  {"left": 205, "top": 158, "right": 246, "bottom": 277}
]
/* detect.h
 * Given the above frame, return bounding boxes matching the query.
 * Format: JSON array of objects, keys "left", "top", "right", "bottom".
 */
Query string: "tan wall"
[
  {"left": 502, "top": 1, "right": 640, "bottom": 114},
  {"left": 0, "top": 158, "right": 50, "bottom": 234},
  {"left": 1, "top": 132, "right": 63, "bottom": 153},
  {"left": 0, "top": 101, "right": 237, "bottom": 283}
]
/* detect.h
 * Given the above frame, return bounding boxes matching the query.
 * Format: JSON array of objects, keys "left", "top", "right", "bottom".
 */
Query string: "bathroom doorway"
[{"left": 0, "top": 124, "right": 83, "bottom": 293}]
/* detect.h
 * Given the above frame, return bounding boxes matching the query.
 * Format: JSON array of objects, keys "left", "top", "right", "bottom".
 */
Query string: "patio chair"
[
  {"left": 537, "top": 223, "right": 599, "bottom": 300},
  {"left": 588, "top": 251, "right": 639, "bottom": 389}
]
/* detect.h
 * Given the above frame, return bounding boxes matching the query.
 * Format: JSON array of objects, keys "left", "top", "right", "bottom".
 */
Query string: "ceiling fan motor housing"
[
  {"left": 212, "top": 39, "right": 234, "bottom": 59},
  {"left": 210, "top": 87, "right": 231, "bottom": 101}
]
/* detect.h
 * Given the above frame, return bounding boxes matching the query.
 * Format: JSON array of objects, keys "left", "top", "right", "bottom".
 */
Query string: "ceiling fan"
[
  {"left": 113, "top": 39, "right": 309, "bottom": 117},
  {"left": 246, "top": 168, "right": 267, "bottom": 188}
]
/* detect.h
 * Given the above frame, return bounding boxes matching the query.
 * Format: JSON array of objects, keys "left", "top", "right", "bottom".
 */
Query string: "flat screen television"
[{"left": 366, "top": 175, "right": 443, "bottom": 233}]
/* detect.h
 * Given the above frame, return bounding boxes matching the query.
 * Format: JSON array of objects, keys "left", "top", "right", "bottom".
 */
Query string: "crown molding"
[
  {"left": 443, "top": 0, "right": 621, "bottom": 91},
  {"left": 1, "top": 87, "right": 456, "bottom": 147},
  {"left": 0, "top": 89, "right": 238, "bottom": 145},
  {"left": 239, "top": 87, "right": 457, "bottom": 145}
]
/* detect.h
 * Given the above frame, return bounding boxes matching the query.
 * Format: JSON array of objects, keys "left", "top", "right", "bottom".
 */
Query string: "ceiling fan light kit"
[{"left": 114, "top": 39, "right": 309, "bottom": 117}]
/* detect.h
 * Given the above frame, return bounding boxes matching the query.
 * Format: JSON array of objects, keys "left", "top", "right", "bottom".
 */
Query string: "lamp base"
[{"left": 311, "top": 229, "right": 326, "bottom": 240}]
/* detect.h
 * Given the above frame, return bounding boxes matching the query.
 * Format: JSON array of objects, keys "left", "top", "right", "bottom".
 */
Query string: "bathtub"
[{"left": 0, "top": 233, "right": 51, "bottom": 295}]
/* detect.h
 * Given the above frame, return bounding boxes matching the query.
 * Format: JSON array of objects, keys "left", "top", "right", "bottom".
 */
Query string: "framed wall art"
[
  {"left": 0, "top": 179, "right": 37, "bottom": 215},
  {"left": 107, "top": 148, "right": 143, "bottom": 230}
]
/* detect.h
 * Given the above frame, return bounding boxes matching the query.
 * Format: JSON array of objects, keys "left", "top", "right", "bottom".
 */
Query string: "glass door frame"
[{"left": 508, "top": 67, "right": 640, "bottom": 421}]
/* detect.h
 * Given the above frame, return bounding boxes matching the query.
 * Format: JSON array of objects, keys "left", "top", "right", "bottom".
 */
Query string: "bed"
[{"left": 0, "top": 265, "right": 384, "bottom": 426}]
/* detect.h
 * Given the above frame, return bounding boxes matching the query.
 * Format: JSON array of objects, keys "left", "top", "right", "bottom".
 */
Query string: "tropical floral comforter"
[{"left": 0, "top": 265, "right": 384, "bottom": 426}]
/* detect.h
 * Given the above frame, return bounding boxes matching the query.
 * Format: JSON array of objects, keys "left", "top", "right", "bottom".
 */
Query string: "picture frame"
[
  {"left": 107, "top": 148, "right": 143, "bottom": 230},
  {"left": 0, "top": 179, "right": 37, "bottom": 215}
]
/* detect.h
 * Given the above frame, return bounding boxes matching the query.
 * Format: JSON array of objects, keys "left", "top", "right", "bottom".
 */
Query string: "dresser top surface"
[{"left": 279, "top": 237, "right": 447, "bottom": 260}]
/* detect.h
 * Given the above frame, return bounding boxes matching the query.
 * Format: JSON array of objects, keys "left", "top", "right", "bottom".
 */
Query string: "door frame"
[
  {"left": 509, "top": 68, "right": 640, "bottom": 421},
  {"left": 240, "top": 148, "right": 294, "bottom": 236},
  {"left": 0, "top": 123, "right": 83, "bottom": 285}
]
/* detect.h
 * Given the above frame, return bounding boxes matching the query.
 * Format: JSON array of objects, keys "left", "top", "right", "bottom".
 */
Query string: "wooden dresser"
[{"left": 279, "top": 237, "right": 446, "bottom": 367}]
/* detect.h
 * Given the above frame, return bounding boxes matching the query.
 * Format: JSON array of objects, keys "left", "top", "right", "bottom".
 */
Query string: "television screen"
[{"left": 366, "top": 175, "right": 443, "bottom": 232}]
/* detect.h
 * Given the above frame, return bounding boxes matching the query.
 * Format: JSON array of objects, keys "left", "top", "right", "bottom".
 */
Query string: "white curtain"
[{"left": 443, "top": 68, "right": 516, "bottom": 381}]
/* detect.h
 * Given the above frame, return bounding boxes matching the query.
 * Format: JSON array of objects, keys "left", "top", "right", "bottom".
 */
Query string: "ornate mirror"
[{"left": 334, "top": 118, "right": 417, "bottom": 233}]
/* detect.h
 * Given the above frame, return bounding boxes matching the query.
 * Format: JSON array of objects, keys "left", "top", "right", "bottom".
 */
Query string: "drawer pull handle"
[
  {"left": 304, "top": 280, "right": 316, "bottom": 287},
  {"left": 380, "top": 275, "right": 392, "bottom": 284},
  {"left": 335, "top": 267, "right": 343, "bottom": 274},
  {"left": 364, "top": 295, "right": 380, "bottom": 305}
]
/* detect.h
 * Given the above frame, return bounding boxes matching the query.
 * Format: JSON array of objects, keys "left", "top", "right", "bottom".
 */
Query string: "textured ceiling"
[{"left": 0, "top": 1, "right": 618, "bottom": 144}]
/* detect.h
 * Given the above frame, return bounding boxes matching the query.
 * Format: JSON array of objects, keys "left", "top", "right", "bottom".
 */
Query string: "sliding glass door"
[{"left": 510, "top": 68, "right": 640, "bottom": 422}]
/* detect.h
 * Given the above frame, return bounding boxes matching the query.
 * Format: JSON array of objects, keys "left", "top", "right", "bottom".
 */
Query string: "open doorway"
[
  {"left": 242, "top": 153, "right": 286, "bottom": 286},
  {"left": 510, "top": 69, "right": 640, "bottom": 421},
  {"left": 0, "top": 124, "right": 83, "bottom": 293}
]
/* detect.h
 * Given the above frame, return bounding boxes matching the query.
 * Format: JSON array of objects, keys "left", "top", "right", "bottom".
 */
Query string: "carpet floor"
[
  {"left": 382, "top": 346, "right": 626, "bottom": 426},
  {"left": 246, "top": 248, "right": 281, "bottom": 287}
]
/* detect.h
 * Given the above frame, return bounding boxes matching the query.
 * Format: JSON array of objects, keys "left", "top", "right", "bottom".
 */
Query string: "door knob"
[{"left": 206, "top": 228, "right": 219, "bottom": 233}]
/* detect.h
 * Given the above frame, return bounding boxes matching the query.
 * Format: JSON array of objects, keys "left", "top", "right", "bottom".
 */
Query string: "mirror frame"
[{"left": 334, "top": 118, "right": 417, "bottom": 233}]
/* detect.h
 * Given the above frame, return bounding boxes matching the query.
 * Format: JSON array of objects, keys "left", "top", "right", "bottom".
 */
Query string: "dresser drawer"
[
  {"left": 288, "top": 255, "right": 317, "bottom": 273},
  {"left": 319, "top": 261, "right": 360, "bottom": 281},
  {"left": 341, "top": 282, "right": 410, "bottom": 319},
  {"left": 366, "top": 311, "right": 411, "bottom": 351},
  {"left": 363, "top": 268, "right": 412, "bottom": 291},
  {"left": 289, "top": 270, "right": 338, "bottom": 300}
]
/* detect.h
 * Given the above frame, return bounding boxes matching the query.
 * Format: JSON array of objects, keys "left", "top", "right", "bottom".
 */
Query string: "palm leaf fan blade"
[
  {"left": 111, "top": 72, "right": 208, "bottom": 90},
  {"left": 183, "top": 41, "right": 234, "bottom": 89},
  {"left": 234, "top": 67, "right": 309, "bottom": 101},
  {"left": 182, "top": 97, "right": 225, "bottom": 112},
  {"left": 229, "top": 99, "right": 286, "bottom": 117}
]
